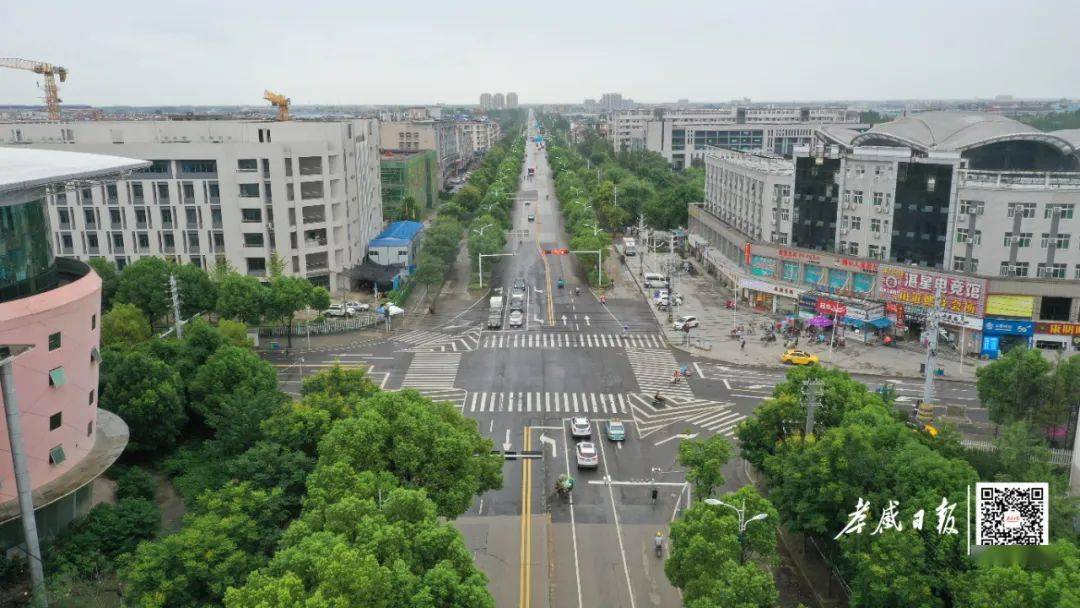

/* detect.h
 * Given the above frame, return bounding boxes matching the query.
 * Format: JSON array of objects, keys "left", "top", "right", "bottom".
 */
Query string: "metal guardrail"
[{"left": 257, "top": 312, "right": 381, "bottom": 337}]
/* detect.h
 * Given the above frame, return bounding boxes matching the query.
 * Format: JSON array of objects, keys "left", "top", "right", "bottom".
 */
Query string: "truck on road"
[{"left": 487, "top": 288, "right": 505, "bottom": 329}]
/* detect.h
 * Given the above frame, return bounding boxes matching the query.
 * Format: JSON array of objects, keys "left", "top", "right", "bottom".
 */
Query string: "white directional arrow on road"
[
  {"left": 895, "top": 396, "right": 915, "bottom": 403},
  {"left": 561, "top": 315, "right": 568, "bottom": 326},
  {"left": 534, "top": 287, "right": 544, "bottom": 295},
  {"left": 539, "top": 434, "right": 557, "bottom": 457},
  {"left": 533, "top": 314, "right": 543, "bottom": 323},
  {"left": 654, "top": 432, "right": 699, "bottom": 446},
  {"left": 503, "top": 429, "right": 512, "bottom": 452},
  {"left": 583, "top": 315, "right": 591, "bottom": 326},
  {"left": 744, "top": 384, "right": 771, "bottom": 390}
]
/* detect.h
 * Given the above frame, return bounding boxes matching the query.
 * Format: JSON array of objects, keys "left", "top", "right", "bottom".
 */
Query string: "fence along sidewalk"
[{"left": 258, "top": 312, "right": 382, "bottom": 337}]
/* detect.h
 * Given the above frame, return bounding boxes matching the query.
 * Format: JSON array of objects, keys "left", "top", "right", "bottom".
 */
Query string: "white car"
[
  {"left": 575, "top": 442, "right": 599, "bottom": 469},
  {"left": 508, "top": 310, "right": 524, "bottom": 327},
  {"left": 384, "top": 304, "right": 404, "bottom": 317},
  {"left": 673, "top": 315, "right": 699, "bottom": 330},
  {"left": 346, "top": 301, "right": 371, "bottom": 312},
  {"left": 324, "top": 304, "right": 353, "bottom": 317},
  {"left": 570, "top": 417, "right": 591, "bottom": 438}
]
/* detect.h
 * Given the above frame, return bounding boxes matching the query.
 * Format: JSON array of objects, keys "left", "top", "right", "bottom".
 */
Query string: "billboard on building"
[
  {"left": 985, "top": 295, "right": 1035, "bottom": 318},
  {"left": 876, "top": 265, "right": 987, "bottom": 317}
]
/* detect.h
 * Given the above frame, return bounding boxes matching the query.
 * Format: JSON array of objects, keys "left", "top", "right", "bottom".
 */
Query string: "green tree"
[
  {"left": 114, "top": 256, "right": 172, "bottom": 321},
  {"left": 88, "top": 257, "right": 119, "bottom": 309},
  {"left": 413, "top": 253, "right": 447, "bottom": 286},
  {"left": 207, "top": 388, "right": 288, "bottom": 456},
  {"left": 216, "top": 272, "right": 267, "bottom": 325},
  {"left": 264, "top": 275, "right": 328, "bottom": 348},
  {"left": 678, "top": 434, "right": 732, "bottom": 499},
  {"left": 101, "top": 302, "right": 153, "bottom": 348},
  {"left": 188, "top": 345, "right": 278, "bottom": 420},
  {"left": 47, "top": 498, "right": 160, "bottom": 578},
  {"left": 217, "top": 319, "right": 253, "bottom": 348},
  {"left": 682, "top": 563, "right": 778, "bottom": 608},
  {"left": 116, "top": 467, "right": 158, "bottom": 502},
  {"left": 99, "top": 348, "right": 187, "bottom": 452},
  {"left": 976, "top": 348, "right": 1065, "bottom": 427},
  {"left": 300, "top": 364, "right": 378, "bottom": 399},
  {"left": 315, "top": 391, "right": 502, "bottom": 517}
]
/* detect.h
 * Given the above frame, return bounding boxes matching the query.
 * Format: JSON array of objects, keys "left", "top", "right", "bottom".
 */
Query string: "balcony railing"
[
  {"left": 87, "top": 245, "right": 100, "bottom": 255},
  {"left": 959, "top": 169, "right": 1080, "bottom": 190}
]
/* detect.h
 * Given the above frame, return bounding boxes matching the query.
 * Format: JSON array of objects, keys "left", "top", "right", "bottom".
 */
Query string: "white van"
[{"left": 644, "top": 273, "right": 668, "bottom": 288}]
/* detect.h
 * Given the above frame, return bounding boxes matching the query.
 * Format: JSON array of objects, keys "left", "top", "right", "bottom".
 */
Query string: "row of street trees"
[
  {"left": 544, "top": 132, "right": 613, "bottom": 286},
  {"left": 92, "top": 255, "right": 330, "bottom": 348},
  {"left": 733, "top": 363, "right": 1080, "bottom": 607},
  {"left": 411, "top": 111, "right": 526, "bottom": 290}
]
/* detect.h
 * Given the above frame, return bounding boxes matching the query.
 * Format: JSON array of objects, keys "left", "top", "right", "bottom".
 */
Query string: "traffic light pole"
[{"left": 569, "top": 249, "right": 603, "bottom": 288}]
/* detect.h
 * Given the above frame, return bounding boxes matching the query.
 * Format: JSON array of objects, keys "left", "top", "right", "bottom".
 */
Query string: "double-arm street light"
[
  {"left": 703, "top": 498, "right": 769, "bottom": 564},
  {"left": 471, "top": 223, "right": 494, "bottom": 237}
]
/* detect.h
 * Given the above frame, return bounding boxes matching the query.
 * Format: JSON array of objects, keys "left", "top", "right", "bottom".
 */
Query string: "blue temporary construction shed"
[{"left": 368, "top": 221, "right": 424, "bottom": 269}]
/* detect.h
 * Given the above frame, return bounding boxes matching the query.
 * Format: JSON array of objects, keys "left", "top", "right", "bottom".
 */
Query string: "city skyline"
[{"left": 3, "top": 0, "right": 1079, "bottom": 107}]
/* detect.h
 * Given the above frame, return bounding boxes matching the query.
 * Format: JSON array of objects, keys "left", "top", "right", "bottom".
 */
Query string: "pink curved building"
[{"left": 0, "top": 147, "right": 147, "bottom": 551}]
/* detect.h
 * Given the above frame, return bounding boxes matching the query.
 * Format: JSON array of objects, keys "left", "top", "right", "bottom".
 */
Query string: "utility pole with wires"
[
  {"left": 169, "top": 274, "right": 183, "bottom": 339},
  {"left": 918, "top": 286, "right": 944, "bottom": 425},
  {"left": 804, "top": 379, "right": 824, "bottom": 436},
  {"left": 637, "top": 214, "right": 647, "bottom": 277}
]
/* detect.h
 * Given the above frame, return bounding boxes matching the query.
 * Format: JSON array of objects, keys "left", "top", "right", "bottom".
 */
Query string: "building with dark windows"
[
  {"left": 689, "top": 111, "right": 1080, "bottom": 358},
  {"left": 0, "top": 147, "right": 144, "bottom": 550}
]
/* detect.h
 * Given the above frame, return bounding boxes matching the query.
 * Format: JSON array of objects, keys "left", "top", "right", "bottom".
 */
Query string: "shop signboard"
[
  {"left": 816, "top": 297, "right": 848, "bottom": 317},
  {"left": 1034, "top": 321, "right": 1080, "bottom": 336},
  {"left": 941, "top": 312, "right": 983, "bottom": 330},
  {"left": 739, "top": 278, "right": 802, "bottom": 298},
  {"left": 985, "top": 295, "right": 1035, "bottom": 318},
  {"left": 828, "top": 269, "right": 849, "bottom": 292},
  {"left": 781, "top": 261, "right": 800, "bottom": 282},
  {"left": 877, "top": 265, "right": 986, "bottom": 316},
  {"left": 843, "top": 302, "right": 885, "bottom": 322},
  {"left": 778, "top": 247, "right": 821, "bottom": 264},
  {"left": 983, "top": 318, "right": 1034, "bottom": 336},
  {"left": 803, "top": 264, "right": 824, "bottom": 285},
  {"left": 751, "top": 255, "right": 777, "bottom": 278},
  {"left": 852, "top": 272, "right": 875, "bottom": 294}
]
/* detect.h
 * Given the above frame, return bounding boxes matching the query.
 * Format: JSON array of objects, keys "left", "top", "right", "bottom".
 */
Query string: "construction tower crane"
[
  {"left": 263, "top": 90, "right": 290, "bottom": 121},
  {"left": 0, "top": 58, "right": 68, "bottom": 120}
]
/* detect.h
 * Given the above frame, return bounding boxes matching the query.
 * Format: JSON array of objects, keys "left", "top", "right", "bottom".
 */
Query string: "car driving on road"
[
  {"left": 606, "top": 420, "right": 626, "bottom": 441},
  {"left": 673, "top": 315, "right": 699, "bottom": 330},
  {"left": 570, "top": 416, "right": 591, "bottom": 438},
  {"left": 508, "top": 310, "right": 523, "bottom": 327},
  {"left": 575, "top": 442, "right": 599, "bottom": 469},
  {"left": 527, "top": 213, "right": 535, "bottom": 222},
  {"left": 512, "top": 277, "right": 526, "bottom": 294},
  {"left": 781, "top": 349, "right": 819, "bottom": 365}
]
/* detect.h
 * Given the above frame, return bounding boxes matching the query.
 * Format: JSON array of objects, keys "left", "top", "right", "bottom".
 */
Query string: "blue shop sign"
[{"left": 982, "top": 318, "right": 1034, "bottom": 336}]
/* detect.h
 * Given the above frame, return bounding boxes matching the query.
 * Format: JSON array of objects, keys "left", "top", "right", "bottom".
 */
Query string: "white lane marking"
[
  {"left": 654, "top": 432, "right": 699, "bottom": 446},
  {"left": 561, "top": 417, "right": 583, "bottom": 608},
  {"left": 594, "top": 422, "right": 637, "bottom": 608},
  {"left": 488, "top": 419, "right": 493, "bottom": 434},
  {"left": 694, "top": 362, "right": 704, "bottom": 379},
  {"left": 723, "top": 379, "right": 732, "bottom": 390}
]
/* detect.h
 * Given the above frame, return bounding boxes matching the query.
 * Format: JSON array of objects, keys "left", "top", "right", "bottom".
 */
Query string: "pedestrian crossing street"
[
  {"left": 401, "top": 352, "right": 462, "bottom": 389},
  {"left": 625, "top": 347, "right": 694, "bottom": 398},
  {"left": 394, "top": 327, "right": 481, "bottom": 353},
  {"left": 464, "top": 391, "right": 632, "bottom": 414},
  {"left": 480, "top": 332, "right": 665, "bottom": 349}
]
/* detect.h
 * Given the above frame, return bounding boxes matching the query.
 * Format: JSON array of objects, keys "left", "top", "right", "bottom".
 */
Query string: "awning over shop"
[{"left": 868, "top": 317, "right": 893, "bottom": 329}]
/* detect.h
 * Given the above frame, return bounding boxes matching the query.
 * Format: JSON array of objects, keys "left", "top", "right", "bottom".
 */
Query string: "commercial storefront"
[
  {"left": 876, "top": 265, "right": 987, "bottom": 353},
  {"left": 981, "top": 318, "right": 1034, "bottom": 358},
  {"left": 1033, "top": 321, "right": 1080, "bottom": 351},
  {"left": 737, "top": 277, "right": 803, "bottom": 314}
]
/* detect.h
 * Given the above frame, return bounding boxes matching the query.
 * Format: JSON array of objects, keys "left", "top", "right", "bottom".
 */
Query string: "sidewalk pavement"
[{"left": 625, "top": 247, "right": 984, "bottom": 384}]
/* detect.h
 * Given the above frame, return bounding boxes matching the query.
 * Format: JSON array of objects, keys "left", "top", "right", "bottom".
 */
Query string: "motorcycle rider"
[{"left": 654, "top": 531, "right": 664, "bottom": 556}]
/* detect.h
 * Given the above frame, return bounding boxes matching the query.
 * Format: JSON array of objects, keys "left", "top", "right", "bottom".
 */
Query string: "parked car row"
[{"left": 323, "top": 301, "right": 371, "bottom": 317}]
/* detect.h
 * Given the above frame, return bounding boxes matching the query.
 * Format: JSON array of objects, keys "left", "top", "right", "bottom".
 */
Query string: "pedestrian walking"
[{"left": 740, "top": 337, "right": 746, "bottom": 350}]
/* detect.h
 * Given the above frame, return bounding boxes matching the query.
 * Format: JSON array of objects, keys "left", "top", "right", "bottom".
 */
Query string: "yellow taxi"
[{"left": 780, "top": 349, "right": 819, "bottom": 365}]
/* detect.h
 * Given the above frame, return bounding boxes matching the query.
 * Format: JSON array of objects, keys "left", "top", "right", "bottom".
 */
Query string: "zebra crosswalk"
[
  {"left": 394, "top": 327, "right": 481, "bottom": 353},
  {"left": 464, "top": 391, "right": 630, "bottom": 414},
  {"left": 625, "top": 394, "right": 746, "bottom": 439},
  {"left": 625, "top": 347, "right": 694, "bottom": 397},
  {"left": 480, "top": 332, "right": 665, "bottom": 349},
  {"left": 400, "top": 352, "right": 462, "bottom": 389},
  {"left": 400, "top": 387, "right": 468, "bottom": 409}
]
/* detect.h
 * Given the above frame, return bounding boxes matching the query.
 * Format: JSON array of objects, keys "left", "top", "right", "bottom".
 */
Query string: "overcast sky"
[{"left": 3, "top": 0, "right": 1078, "bottom": 107}]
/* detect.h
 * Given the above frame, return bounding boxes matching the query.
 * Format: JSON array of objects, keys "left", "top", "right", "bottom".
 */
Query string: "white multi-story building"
[
  {"left": 0, "top": 119, "right": 383, "bottom": 293},
  {"left": 610, "top": 106, "right": 861, "bottom": 168},
  {"left": 704, "top": 149, "right": 794, "bottom": 243},
  {"left": 506, "top": 92, "right": 518, "bottom": 109},
  {"left": 493, "top": 93, "right": 505, "bottom": 110},
  {"left": 479, "top": 93, "right": 493, "bottom": 110},
  {"left": 460, "top": 120, "right": 501, "bottom": 155}
]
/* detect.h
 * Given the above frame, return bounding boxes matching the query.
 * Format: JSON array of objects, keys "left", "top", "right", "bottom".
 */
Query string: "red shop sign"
[{"left": 816, "top": 298, "right": 848, "bottom": 317}]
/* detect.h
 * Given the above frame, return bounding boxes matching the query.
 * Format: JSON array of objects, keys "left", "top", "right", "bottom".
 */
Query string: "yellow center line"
[{"left": 519, "top": 426, "right": 533, "bottom": 608}]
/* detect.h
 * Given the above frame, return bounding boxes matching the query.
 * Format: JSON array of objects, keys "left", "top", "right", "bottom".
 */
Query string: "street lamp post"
[
  {"left": 570, "top": 249, "right": 604, "bottom": 288},
  {"left": 478, "top": 252, "right": 515, "bottom": 289},
  {"left": 703, "top": 498, "right": 768, "bottom": 565}
]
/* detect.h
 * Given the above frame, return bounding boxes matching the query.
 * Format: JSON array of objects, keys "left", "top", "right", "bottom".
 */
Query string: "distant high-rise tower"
[
  {"left": 506, "top": 92, "right": 518, "bottom": 108},
  {"left": 493, "top": 93, "right": 505, "bottom": 109},
  {"left": 479, "top": 93, "right": 492, "bottom": 110}
]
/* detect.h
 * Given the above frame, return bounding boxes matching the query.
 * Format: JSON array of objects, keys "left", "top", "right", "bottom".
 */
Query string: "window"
[
  {"left": 1037, "top": 263, "right": 1068, "bottom": 279},
  {"left": 239, "top": 183, "right": 260, "bottom": 198},
  {"left": 109, "top": 208, "right": 122, "bottom": 226},
  {"left": 1007, "top": 202, "right": 1036, "bottom": 218},
  {"left": 243, "top": 233, "right": 265, "bottom": 247},
  {"left": 956, "top": 228, "right": 981, "bottom": 244},
  {"left": 156, "top": 182, "right": 170, "bottom": 203},
  {"left": 91, "top": 346, "right": 100, "bottom": 363},
  {"left": 182, "top": 182, "right": 196, "bottom": 202},
  {"left": 49, "top": 412, "right": 62, "bottom": 431},
  {"left": 57, "top": 208, "right": 70, "bottom": 226},
  {"left": 89, "top": 389, "right": 95, "bottom": 405},
  {"left": 91, "top": 314, "right": 96, "bottom": 330},
  {"left": 179, "top": 160, "right": 217, "bottom": 174},
  {"left": 852, "top": 190, "right": 863, "bottom": 205},
  {"left": 868, "top": 244, "right": 882, "bottom": 259},
  {"left": 241, "top": 208, "right": 262, "bottom": 222},
  {"left": 286, "top": 183, "right": 295, "bottom": 202},
  {"left": 872, "top": 192, "right": 884, "bottom": 206},
  {"left": 238, "top": 158, "right": 258, "bottom": 172},
  {"left": 870, "top": 218, "right": 881, "bottom": 233},
  {"left": 779, "top": 208, "right": 790, "bottom": 221},
  {"left": 87, "top": 421, "right": 94, "bottom": 437},
  {"left": 1003, "top": 232, "right": 1032, "bottom": 247},
  {"left": 850, "top": 216, "right": 861, "bottom": 230},
  {"left": 49, "top": 367, "right": 66, "bottom": 387},
  {"left": 48, "top": 332, "right": 61, "bottom": 351},
  {"left": 49, "top": 445, "right": 66, "bottom": 465},
  {"left": 131, "top": 183, "right": 144, "bottom": 202},
  {"left": 999, "top": 262, "right": 1030, "bottom": 277},
  {"left": 953, "top": 257, "right": 968, "bottom": 272},
  {"left": 847, "top": 242, "right": 859, "bottom": 255},
  {"left": 1045, "top": 204, "right": 1075, "bottom": 219},
  {"left": 926, "top": 177, "right": 936, "bottom": 192}
]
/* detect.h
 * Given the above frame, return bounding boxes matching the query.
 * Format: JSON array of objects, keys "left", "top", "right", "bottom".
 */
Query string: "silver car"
[
  {"left": 576, "top": 442, "right": 599, "bottom": 469},
  {"left": 508, "top": 310, "right": 524, "bottom": 327},
  {"left": 570, "top": 417, "right": 591, "bottom": 438}
]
